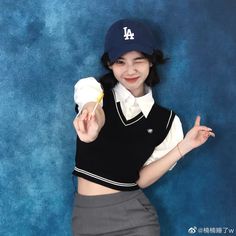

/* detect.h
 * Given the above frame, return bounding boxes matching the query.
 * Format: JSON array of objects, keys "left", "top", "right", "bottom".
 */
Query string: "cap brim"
[{"left": 108, "top": 43, "right": 154, "bottom": 62}]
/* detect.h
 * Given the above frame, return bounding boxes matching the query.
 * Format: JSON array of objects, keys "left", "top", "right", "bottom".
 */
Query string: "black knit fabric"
[{"left": 73, "top": 89, "right": 175, "bottom": 191}]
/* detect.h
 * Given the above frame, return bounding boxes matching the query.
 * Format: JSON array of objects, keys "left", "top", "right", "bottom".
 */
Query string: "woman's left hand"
[{"left": 179, "top": 116, "right": 215, "bottom": 155}]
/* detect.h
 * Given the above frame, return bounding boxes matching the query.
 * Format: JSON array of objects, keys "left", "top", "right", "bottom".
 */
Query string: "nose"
[{"left": 126, "top": 63, "right": 136, "bottom": 75}]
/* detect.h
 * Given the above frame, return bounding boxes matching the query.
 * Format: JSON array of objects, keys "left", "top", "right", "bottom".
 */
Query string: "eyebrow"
[
  {"left": 118, "top": 56, "right": 146, "bottom": 60},
  {"left": 134, "top": 56, "right": 146, "bottom": 60}
]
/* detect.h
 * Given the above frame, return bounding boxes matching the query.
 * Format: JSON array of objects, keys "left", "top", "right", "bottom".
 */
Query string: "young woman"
[{"left": 72, "top": 19, "right": 215, "bottom": 236}]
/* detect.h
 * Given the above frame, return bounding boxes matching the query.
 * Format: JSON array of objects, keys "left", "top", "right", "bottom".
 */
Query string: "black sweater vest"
[{"left": 73, "top": 89, "right": 175, "bottom": 191}]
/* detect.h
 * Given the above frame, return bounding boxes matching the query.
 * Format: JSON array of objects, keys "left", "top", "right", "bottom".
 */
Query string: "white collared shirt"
[
  {"left": 113, "top": 82, "right": 154, "bottom": 120},
  {"left": 74, "top": 77, "right": 184, "bottom": 169}
]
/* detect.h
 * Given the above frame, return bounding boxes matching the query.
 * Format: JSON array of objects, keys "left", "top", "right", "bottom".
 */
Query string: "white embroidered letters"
[{"left": 123, "top": 27, "right": 134, "bottom": 40}]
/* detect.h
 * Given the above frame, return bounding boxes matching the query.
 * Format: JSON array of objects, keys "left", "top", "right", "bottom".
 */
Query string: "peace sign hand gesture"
[{"left": 73, "top": 102, "right": 105, "bottom": 143}]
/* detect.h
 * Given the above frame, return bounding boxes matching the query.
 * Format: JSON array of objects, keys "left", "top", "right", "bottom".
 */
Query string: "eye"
[
  {"left": 135, "top": 59, "right": 145, "bottom": 63},
  {"left": 114, "top": 59, "right": 125, "bottom": 65},
  {"left": 134, "top": 57, "right": 147, "bottom": 63}
]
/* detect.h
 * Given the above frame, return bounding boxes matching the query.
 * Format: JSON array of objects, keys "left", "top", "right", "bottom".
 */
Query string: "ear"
[
  {"left": 149, "top": 62, "right": 153, "bottom": 67},
  {"left": 108, "top": 63, "right": 113, "bottom": 70}
]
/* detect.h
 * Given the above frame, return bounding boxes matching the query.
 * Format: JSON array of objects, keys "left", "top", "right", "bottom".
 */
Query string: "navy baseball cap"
[{"left": 104, "top": 19, "right": 156, "bottom": 62}]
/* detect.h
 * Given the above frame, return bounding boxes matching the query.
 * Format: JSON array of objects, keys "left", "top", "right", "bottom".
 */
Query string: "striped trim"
[
  {"left": 74, "top": 167, "right": 138, "bottom": 187},
  {"left": 166, "top": 110, "right": 173, "bottom": 129},
  {"left": 112, "top": 90, "right": 144, "bottom": 127}
]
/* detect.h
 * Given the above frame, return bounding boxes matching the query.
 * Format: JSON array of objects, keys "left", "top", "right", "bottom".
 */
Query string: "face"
[{"left": 109, "top": 51, "right": 152, "bottom": 97}]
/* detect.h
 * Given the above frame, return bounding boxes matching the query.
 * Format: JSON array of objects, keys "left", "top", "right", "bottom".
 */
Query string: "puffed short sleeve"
[{"left": 74, "top": 77, "right": 103, "bottom": 114}]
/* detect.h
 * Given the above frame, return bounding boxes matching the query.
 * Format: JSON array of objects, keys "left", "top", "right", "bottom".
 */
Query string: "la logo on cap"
[{"left": 123, "top": 27, "right": 134, "bottom": 40}]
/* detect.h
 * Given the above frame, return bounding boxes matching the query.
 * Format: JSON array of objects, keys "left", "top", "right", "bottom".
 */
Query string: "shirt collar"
[{"left": 113, "top": 83, "right": 154, "bottom": 118}]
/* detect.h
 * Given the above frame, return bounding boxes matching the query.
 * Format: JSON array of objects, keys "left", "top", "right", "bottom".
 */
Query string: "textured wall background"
[{"left": 0, "top": 0, "right": 235, "bottom": 235}]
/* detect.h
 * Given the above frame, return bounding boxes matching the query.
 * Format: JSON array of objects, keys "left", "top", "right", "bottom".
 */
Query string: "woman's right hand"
[{"left": 73, "top": 102, "right": 105, "bottom": 143}]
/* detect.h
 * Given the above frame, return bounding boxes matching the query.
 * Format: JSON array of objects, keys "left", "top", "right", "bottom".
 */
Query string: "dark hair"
[{"left": 99, "top": 50, "right": 168, "bottom": 90}]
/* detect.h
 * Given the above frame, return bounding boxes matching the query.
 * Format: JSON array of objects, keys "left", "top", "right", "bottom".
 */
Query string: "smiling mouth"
[{"left": 124, "top": 77, "right": 139, "bottom": 83}]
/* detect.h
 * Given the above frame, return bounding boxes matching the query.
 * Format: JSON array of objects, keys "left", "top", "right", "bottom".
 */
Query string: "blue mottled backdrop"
[{"left": 0, "top": 0, "right": 235, "bottom": 235}]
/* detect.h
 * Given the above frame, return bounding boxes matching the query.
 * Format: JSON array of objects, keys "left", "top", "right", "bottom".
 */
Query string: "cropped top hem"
[{"left": 73, "top": 167, "right": 140, "bottom": 191}]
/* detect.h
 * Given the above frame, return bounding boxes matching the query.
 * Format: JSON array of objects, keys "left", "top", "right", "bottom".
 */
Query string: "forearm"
[{"left": 137, "top": 140, "right": 192, "bottom": 188}]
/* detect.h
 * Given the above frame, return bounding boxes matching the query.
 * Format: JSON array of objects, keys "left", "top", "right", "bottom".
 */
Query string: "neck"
[{"left": 129, "top": 87, "right": 145, "bottom": 97}]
